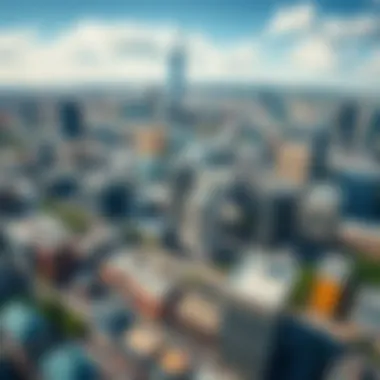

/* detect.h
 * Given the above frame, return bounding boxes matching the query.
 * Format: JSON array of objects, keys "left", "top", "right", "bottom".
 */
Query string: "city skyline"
[{"left": 0, "top": 0, "right": 379, "bottom": 91}]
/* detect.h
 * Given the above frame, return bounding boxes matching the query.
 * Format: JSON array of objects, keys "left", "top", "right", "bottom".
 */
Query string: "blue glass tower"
[
  {"left": 333, "top": 163, "right": 380, "bottom": 222},
  {"left": 265, "top": 315, "right": 344, "bottom": 380}
]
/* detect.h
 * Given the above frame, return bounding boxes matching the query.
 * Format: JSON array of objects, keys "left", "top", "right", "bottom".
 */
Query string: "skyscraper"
[
  {"left": 309, "top": 127, "right": 331, "bottom": 181},
  {"left": 336, "top": 101, "right": 359, "bottom": 150},
  {"left": 167, "top": 38, "right": 187, "bottom": 115},
  {"left": 59, "top": 100, "right": 85, "bottom": 140},
  {"left": 367, "top": 109, "right": 380, "bottom": 160}
]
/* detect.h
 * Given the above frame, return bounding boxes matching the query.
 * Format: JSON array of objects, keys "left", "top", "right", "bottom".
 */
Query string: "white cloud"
[
  {"left": 291, "top": 37, "right": 336, "bottom": 72},
  {"left": 0, "top": 22, "right": 176, "bottom": 86},
  {"left": 0, "top": 22, "right": 263, "bottom": 86},
  {"left": 187, "top": 35, "right": 260, "bottom": 82},
  {"left": 322, "top": 15, "right": 380, "bottom": 42},
  {"left": 267, "top": 4, "right": 315, "bottom": 35},
  {"left": 358, "top": 50, "right": 380, "bottom": 77},
  {"left": 0, "top": 9, "right": 379, "bottom": 89}
]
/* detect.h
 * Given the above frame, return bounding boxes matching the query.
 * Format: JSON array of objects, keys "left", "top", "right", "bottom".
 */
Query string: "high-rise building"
[
  {"left": 332, "top": 156, "right": 380, "bottom": 222},
  {"left": 258, "top": 179, "right": 299, "bottom": 248},
  {"left": 367, "top": 110, "right": 380, "bottom": 161},
  {"left": 335, "top": 101, "right": 359, "bottom": 150},
  {"left": 265, "top": 315, "right": 344, "bottom": 380},
  {"left": 59, "top": 100, "right": 85, "bottom": 140},
  {"left": 222, "top": 252, "right": 298, "bottom": 379},
  {"left": 167, "top": 39, "right": 187, "bottom": 114},
  {"left": 295, "top": 183, "right": 342, "bottom": 262},
  {"left": 275, "top": 141, "right": 311, "bottom": 185},
  {"left": 309, "top": 127, "right": 332, "bottom": 181}
]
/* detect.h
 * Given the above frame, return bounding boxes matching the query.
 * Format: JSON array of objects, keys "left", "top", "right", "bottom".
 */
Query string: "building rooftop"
[
  {"left": 7, "top": 214, "right": 69, "bottom": 250},
  {"left": 228, "top": 250, "right": 298, "bottom": 312}
]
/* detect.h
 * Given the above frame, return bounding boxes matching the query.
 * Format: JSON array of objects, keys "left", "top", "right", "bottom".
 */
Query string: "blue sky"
[
  {"left": 0, "top": 0, "right": 379, "bottom": 89},
  {"left": 0, "top": 0, "right": 377, "bottom": 37}
]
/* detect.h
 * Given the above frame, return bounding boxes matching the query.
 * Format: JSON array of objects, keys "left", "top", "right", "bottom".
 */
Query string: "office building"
[
  {"left": 275, "top": 141, "right": 311, "bottom": 185},
  {"left": 265, "top": 315, "right": 345, "bottom": 380},
  {"left": 366, "top": 110, "right": 380, "bottom": 160},
  {"left": 168, "top": 161, "right": 195, "bottom": 228},
  {"left": 296, "top": 183, "right": 342, "bottom": 261},
  {"left": 59, "top": 101, "right": 85, "bottom": 140},
  {"left": 309, "top": 127, "right": 332, "bottom": 181},
  {"left": 258, "top": 178, "right": 299, "bottom": 248},
  {"left": 181, "top": 165, "right": 259, "bottom": 264},
  {"left": 180, "top": 167, "right": 233, "bottom": 260},
  {"left": 222, "top": 252, "right": 298, "bottom": 378},
  {"left": 298, "top": 183, "right": 341, "bottom": 244},
  {"left": 101, "top": 251, "right": 179, "bottom": 320},
  {"left": 97, "top": 177, "right": 135, "bottom": 221},
  {"left": 331, "top": 154, "right": 380, "bottom": 222},
  {"left": 335, "top": 101, "right": 359, "bottom": 151}
]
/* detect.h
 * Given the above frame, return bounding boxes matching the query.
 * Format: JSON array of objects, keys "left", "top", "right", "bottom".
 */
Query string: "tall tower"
[
  {"left": 59, "top": 100, "right": 85, "bottom": 140},
  {"left": 367, "top": 109, "right": 380, "bottom": 160},
  {"left": 335, "top": 101, "right": 359, "bottom": 151},
  {"left": 167, "top": 37, "right": 187, "bottom": 115}
]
